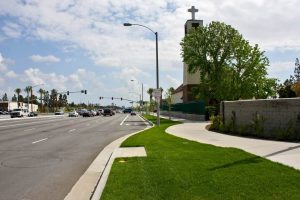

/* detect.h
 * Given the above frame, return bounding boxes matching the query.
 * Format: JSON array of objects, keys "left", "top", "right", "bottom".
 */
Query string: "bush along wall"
[{"left": 210, "top": 114, "right": 300, "bottom": 142}]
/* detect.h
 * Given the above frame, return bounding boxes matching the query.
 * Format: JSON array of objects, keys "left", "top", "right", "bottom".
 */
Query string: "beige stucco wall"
[
  {"left": 171, "top": 91, "right": 183, "bottom": 104},
  {"left": 221, "top": 98, "right": 300, "bottom": 138},
  {"left": 183, "top": 63, "right": 200, "bottom": 86}
]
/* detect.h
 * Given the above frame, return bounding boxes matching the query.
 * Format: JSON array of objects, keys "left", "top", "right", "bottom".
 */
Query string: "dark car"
[
  {"left": 28, "top": 112, "right": 38, "bottom": 117},
  {"left": 123, "top": 108, "right": 132, "bottom": 113},
  {"left": 103, "top": 109, "right": 113, "bottom": 116},
  {"left": 82, "top": 111, "right": 93, "bottom": 117},
  {"left": 130, "top": 112, "right": 136, "bottom": 116}
]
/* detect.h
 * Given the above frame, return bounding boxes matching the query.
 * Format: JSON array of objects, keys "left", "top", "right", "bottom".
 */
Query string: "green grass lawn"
[{"left": 101, "top": 115, "right": 300, "bottom": 200}]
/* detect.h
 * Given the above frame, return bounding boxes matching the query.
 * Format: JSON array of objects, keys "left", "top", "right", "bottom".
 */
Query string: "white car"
[
  {"left": 10, "top": 108, "right": 29, "bottom": 118},
  {"left": 69, "top": 111, "right": 79, "bottom": 117}
]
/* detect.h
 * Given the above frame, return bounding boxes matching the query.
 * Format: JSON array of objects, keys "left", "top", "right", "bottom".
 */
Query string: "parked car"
[
  {"left": 90, "top": 110, "right": 97, "bottom": 116},
  {"left": 77, "top": 109, "right": 87, "bottom": 116},
  {"left": 82, "top": 111, "right": 93, "bottom": 117},
  {"left": 10, "top": 108, "right": 29, "bottom": 118},
  {"left": 103, "top": 109, "right": 113, "bottom": 116},
  {"left": 55, "top": 111, "right": 64, "bottom": 115},
  {"left": 28, "top": 112, "right": 38, "bottom": 117},
  {"left": 69, "top": 110, "right": 79, "bottom": 117}
]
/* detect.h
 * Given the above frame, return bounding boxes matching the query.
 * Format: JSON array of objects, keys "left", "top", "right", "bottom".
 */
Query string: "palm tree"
[
  {"left": 24, "top": 86, "right": 32, "bottom": 109},
  {"left": 38, "top": 88, "right": 44, "bottom": 112},
  {"left": 14, "top": 88, "right": 21, "bottom": 108},
  {"left": 147, "top": 88, "right": 154, "bottom": 102}
]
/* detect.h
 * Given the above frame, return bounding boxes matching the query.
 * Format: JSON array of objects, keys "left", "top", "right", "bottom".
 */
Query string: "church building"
[{"left": 172, "top": 6, "right": 202, "bottom": 104}]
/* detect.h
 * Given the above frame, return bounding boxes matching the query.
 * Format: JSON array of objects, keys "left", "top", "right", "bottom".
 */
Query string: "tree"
[
  {"left": 14, "top": 88, "right": 21, "bottom": 108},
  {"left": 278, "top": 79, "right": 296, "bottom": 98},
  {"left": 11, "top": 94, "right": 17, "bottom": 102},
  {"left": 147, "top": 88, "right": 154, "bottom": 102},
  {"left": 50, "top": 89, "right": 58, "bottom": 111},
  {"left": 24, "top": 86, "right": 32, "bottom": 108},
  {"left": 2, "top": 93, "right": 8, "bottom": 101},
  {"left": 180, "top": 21, "right": 276, "bottom": 103},
  {"left": 38, "top": 88, "right": 44, "bottom": 112}
]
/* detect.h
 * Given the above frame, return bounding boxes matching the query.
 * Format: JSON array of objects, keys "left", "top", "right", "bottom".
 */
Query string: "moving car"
[
  {"left": 130, "top": 112, "right": 137, "bottom": 116},
  {"left": 55, "top": 111, "right": 64, "bottom": 115},
  {"left": 28, "top": 112, "right": 38, "bottom": 117},
  {"left": 103, "top": 109, "right": 113, "bottom": 116},
  {"left": 69, "top": 110, "right": 79, "bottom": 117},
  {"left": 123, "top": 108, "right": 132, "bottom": 113}
]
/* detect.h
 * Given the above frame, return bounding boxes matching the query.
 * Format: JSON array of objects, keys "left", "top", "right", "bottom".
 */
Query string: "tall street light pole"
[{"left": 124, "top": 23, "right": 160, "bottom": 126}]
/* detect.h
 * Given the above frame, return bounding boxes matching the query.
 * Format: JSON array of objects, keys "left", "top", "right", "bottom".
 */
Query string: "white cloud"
[
  {"left": 1, "top": 22, "right": 22, "bottom": 38},
  {"left": 268, "top": 61, "right": 295, "bottom": 81},
  {"left": 5, "top": 70, "right": 18, "bottom": 78},
  {"left": 30, "top": 55, "right": 60, "bottom": 63},
  {"left": 0, "top": 53, "right": 6, "bottom": 72}
]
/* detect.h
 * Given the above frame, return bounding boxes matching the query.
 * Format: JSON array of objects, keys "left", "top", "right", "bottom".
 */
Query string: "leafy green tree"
[
  {"left": 181, "top": 21, "right": 276, "bottom": 103},
  {"left": 278, "top": 79, "right": 296, "bottom": 98}
]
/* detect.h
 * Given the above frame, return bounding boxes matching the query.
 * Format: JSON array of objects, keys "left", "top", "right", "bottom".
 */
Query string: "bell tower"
[{"left": 182, "top": 6, "right": 203, "bottom": 102}]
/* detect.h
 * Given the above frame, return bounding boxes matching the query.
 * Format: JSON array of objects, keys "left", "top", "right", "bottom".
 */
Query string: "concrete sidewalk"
[{"left": 166, "top": 120, "right": 300, "bottom": 170}]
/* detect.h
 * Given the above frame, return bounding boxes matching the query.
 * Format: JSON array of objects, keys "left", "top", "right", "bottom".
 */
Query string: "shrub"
[
  {"left": 251, "top": 112, "right": 265, "bottom": 136},
  {"left": 205, "top": 106, "right": 217, "bottom": 120},
  {"left": 209, "top": 115, "right": 223, "bottom": 130}
]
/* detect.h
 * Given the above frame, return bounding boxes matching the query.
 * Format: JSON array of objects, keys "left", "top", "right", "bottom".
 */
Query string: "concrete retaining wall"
[
  {"left": 160, "top": 111, "right": 205, "bottom": 121},
  {"left": 220, "top": 98, "right": 300, "bottom": 139}
]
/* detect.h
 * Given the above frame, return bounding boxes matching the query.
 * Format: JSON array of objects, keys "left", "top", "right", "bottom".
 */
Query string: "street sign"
[{"left": 152, "top": 89, "right": 162, "bottom": 98}]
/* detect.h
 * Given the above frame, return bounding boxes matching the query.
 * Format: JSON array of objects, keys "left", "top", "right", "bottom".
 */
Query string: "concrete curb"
[{"left": 64, "top": 115, "right": 153, "bottom": 200}]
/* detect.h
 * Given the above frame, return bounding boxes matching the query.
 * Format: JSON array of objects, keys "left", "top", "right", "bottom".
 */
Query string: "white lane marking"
[
  {"left": 68, "top": 129, "right": 76, "bottom": 133},
  {"left": 32, "top": 138, "right": 48, "bottom": 144},
  {"left": 0, "top": 118, "right": 70, "bottom": 128},
  {"left": 24, "top": 128, "right": 35, "bottom": 132},
  {"left": 120, "top": 114, "right": 130, "bottom": 125},
  {"left": 125, "top": 123, "right": 130, "bottom": 126}
]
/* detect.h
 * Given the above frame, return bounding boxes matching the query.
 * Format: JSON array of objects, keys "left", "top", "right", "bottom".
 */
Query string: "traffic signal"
[
  {"left": 84, "top": 90, "right": 87, "bottom": 94},
  {"left": 112, "top": 97, "right": 113, "bottom": 100},
  {"left": 67, "top": 91, "right": 69, "bottom": 95},
  {"left": 121, "top": 97, "right": 123, "bottom": 101}
]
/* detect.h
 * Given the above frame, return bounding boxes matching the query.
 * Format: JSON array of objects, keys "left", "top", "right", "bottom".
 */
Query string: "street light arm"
[{"left": 124, "top": 23, "right": 156, "bottom": 35}]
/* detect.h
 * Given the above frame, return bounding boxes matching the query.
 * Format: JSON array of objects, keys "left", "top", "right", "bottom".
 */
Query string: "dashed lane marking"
[
  {"left": 24, "top": 128, "right": 35, "bottom": 132},
  {"left": 68, "top": 129, "right": 76, "bottom": 133},
  {"left": 32, "top": 138, "right": 48, "bottom": 144}
]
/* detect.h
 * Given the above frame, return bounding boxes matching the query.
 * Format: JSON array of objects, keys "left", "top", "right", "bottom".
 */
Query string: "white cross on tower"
[{"left": 188, "top": 6, "right": 198, "bottom": 20}]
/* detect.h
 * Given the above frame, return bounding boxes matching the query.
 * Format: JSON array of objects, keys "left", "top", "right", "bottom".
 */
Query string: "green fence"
[{"left": 161, "top": 101, "right": 205, "bottom": 115}]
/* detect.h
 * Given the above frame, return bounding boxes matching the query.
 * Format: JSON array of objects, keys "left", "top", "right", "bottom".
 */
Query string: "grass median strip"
[{"left": 101, "top": 115, "right": 300, "bottom": 200}]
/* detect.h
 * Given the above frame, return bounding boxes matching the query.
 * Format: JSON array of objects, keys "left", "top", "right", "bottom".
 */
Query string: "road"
[{"left": 0, "top": 114, "right": 147, "bottom": 200}]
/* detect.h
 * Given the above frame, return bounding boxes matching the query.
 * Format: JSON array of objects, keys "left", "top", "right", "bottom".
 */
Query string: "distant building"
[
  {"left": 0, "top": 101, "right": 38, "bottom": 112},
  {"left": 172, "top": 6, "right": 202, "bottom": 104}
]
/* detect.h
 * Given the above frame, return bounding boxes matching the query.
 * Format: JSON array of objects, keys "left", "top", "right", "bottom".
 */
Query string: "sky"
[{"left": 0, "top": 0, "right": 300, "bottom": 106}]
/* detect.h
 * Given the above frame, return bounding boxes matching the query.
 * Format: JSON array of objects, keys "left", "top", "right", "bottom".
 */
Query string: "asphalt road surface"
[{"left": 0, "top": 114, "right": 147, "bottom": 200}]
